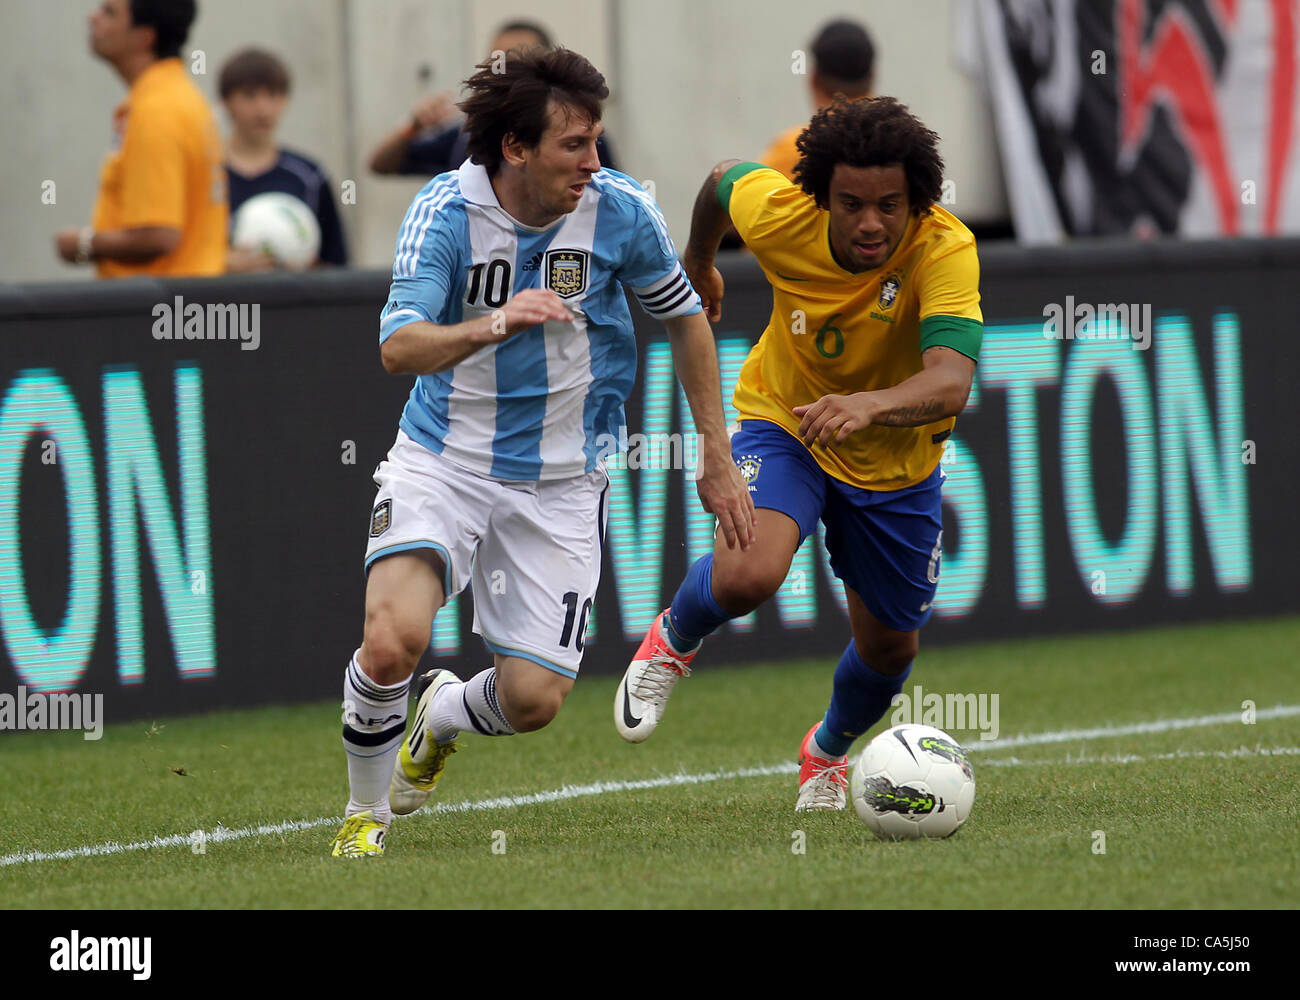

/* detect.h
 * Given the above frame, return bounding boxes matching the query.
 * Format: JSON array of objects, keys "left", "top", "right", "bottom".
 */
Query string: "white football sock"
[
  {"left": 341, "top": 650, "right": 409, "bottom": 825},
  {"left": 429, "top": 666, "right": 515, "bottom": 739}
]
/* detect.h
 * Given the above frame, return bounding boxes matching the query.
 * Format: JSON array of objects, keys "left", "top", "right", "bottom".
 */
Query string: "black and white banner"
[{"left": 962, "top": 0, "right": 1300, "bottom": 241}]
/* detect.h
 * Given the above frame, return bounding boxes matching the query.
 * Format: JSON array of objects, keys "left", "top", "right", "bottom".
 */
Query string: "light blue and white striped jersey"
[{"left": 379, "top": 158, "right": 701, "bottom": 481}]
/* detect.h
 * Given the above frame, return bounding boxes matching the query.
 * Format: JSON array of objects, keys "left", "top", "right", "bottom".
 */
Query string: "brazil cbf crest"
[
  {"left": 546, "top": 249, "right": 589, "bottom": 298},
  {"left": 879, "top": 271, "right": 903, "bottom": 310},
  {"left": 736, "top": 454, "right": 763, "bottom": 486}
]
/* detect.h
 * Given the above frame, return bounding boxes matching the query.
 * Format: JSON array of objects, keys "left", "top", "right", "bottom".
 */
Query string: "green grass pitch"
[{"left": 2, "top": 615, "right": 1297, "bottom": 909}]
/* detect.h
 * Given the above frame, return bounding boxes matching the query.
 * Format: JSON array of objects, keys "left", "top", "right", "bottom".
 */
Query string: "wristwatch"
[{"left": 74, "top": 226, "right": 95, "bottom": 263}]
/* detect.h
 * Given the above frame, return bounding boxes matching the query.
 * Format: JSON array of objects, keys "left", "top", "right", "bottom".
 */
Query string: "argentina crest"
[
  {"left": 369, "top": 499, "right": 392, "bottom": 537},
  {"left": 545, "top": 249, "right": 589, "bottom": 298}
]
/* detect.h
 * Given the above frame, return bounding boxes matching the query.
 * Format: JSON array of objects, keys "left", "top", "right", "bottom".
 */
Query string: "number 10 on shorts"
[{"left": 559, "top": 591, "right": 592, "bottom": 651}]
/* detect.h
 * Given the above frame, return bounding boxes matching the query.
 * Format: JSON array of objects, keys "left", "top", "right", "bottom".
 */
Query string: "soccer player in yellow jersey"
[
  {"left": 615, "top": 97, "right": 983, "bottom": 812},
  {"left": 55, "top": 0, "right": 226, "bottom": 278}
]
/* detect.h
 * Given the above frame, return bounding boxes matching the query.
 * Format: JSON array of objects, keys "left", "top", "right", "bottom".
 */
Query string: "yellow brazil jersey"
[
  {"left": 721, "top": 163, "right": 982, "bottom": 491},
  {"left": 92, "top": 58, "right": 227, "bottom": 278}
]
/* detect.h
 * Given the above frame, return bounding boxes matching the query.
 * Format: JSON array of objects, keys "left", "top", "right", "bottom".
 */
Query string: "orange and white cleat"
[
  {"left": 795, "top": 722, "right": 848, "bottom": 812},
  {"left": 614, "top": 609, "right": 700, "bottom": 743}
]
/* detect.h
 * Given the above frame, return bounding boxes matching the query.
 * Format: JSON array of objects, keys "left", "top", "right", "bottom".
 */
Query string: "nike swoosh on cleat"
[{"left": 621, "top": 682, "right": 643, "bottom": 729}]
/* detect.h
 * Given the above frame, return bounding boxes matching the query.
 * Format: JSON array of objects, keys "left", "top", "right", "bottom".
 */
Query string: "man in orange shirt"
[
  {"left": 55, "top": 0, "right": 226, "bottom": 277},
  {"left": 761, "top": 19, "right": 875, "bottom": 180}
]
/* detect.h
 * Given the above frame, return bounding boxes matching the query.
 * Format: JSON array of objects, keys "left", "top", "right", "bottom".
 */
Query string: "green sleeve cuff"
[
  {"left": 716, "top": 161, "right": 768, "bottom": 213},
  {"left": 920, "top": 315, "right": 983, "bottom": 362}
]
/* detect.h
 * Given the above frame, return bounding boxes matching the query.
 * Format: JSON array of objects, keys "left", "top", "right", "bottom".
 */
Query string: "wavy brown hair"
[
  {"left": 794, "top": 96, "right": 944, "bottom": 215},
  {"left": 459, "top": 47, "right": 608, "bottom": 176}
]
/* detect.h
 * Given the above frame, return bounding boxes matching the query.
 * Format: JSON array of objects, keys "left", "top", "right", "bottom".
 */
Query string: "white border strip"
[{"left": 3, "top": 705, "right": 1297, "bottom": 868}]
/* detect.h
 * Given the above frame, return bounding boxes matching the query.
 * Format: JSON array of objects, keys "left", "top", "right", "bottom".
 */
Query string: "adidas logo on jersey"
[{"left": 522, "top": 252, "right": 543, "bottom": 271}]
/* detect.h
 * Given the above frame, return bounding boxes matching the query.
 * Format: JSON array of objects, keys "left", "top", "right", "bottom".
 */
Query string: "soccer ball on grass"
[{"left": 850, "top": 724, "right": 975, "bottom": 840}]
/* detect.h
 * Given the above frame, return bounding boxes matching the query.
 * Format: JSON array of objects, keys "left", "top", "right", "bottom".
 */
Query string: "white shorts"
[{"left": 364, "top": 430, "right": 609, "bottom": 677}]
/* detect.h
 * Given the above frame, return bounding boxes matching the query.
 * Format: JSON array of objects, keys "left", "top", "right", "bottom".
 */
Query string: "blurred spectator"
[
  {"left": 368, "top": 20, "right": 617, "bottom": 177},
  {"left": 761, "top": 19, "right": 875, "bottom": 179},
  {"left": 56, "top": 0, "right": 227, "bottom": 277},
  {"left": 220, "top": 47, "right": 348, "bottom": 271}
]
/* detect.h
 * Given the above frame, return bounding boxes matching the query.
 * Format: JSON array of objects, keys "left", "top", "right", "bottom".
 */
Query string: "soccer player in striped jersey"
[
  {"left": 614, "top": 97, "right": 983, "bottom": 812},
  {"left": 331, "top": 48, "right": 754, "bottom": 856}
]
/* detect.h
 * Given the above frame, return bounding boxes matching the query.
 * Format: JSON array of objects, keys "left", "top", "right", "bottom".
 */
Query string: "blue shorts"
[{"left": 732, "top": 419, "right": 944, "bottom": 632}]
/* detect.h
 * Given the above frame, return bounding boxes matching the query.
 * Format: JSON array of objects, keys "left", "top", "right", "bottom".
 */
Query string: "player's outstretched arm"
[
  {"left": 663, "top": 311, "right": 756, "bottom": 550},
  {"left": 381, "top": 288, "right": 573, "bottom": 375},
  {"left": 682, "top": 159, "right": 742, "bottom": 321},
  {"left": 793, "top": 346, "right": 977, "bottom": 447}
]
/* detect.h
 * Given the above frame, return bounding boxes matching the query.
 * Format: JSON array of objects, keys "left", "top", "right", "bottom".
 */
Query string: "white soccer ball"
[
  {"left": 231, "top": 192, "right": 321, "bottom": 270},
  {"left": 850, "top": 724, "right": 975, "bottom": 840}
]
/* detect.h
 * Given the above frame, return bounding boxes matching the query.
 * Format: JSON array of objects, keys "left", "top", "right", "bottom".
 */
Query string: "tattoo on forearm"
[{"left": 875, "top": 398, "right": 946, "bottom": 426}]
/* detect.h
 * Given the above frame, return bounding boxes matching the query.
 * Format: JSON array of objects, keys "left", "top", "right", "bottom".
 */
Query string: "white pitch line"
[
  {"left": 981, "top": 745, "right": 1300, "bottom": 767},
  {"left": 969, "top": 704, "right": 1300, "bottom": 751},
  {"left": 0, "top": 763, "right": 797, "bottom": 869},
  {"left": 2, "top": 704, "right": 1297, "bottom": 868}
]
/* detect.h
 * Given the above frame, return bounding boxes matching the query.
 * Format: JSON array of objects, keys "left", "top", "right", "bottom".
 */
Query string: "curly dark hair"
[
  {"left": 793, "top": 96, "right": 944, "bottom": 215},
  {"left": 459, "top": 47, "right": 608, "bottom": 176}
]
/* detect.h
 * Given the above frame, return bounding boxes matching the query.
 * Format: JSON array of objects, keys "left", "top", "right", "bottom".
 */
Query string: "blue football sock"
[
  {"left": 664, "top": 555, "right": 731, "bottom": 653},
  {"left": 814, "top": 641, "right": 912, "bottom": 758}
]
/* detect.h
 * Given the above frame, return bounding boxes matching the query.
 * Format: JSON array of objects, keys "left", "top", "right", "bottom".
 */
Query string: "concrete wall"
[
  {"left": 346, "top": 0, "right": 614, "bottom": 269},
  {"left": 2, "top": 0, "right": 350, "bottom": 283},
  {"left": 614, "top": 0, "right": 1006, "bottom": 247},
  {"left": 0, "top": 0, "right": 1004, "bottom": 283}
]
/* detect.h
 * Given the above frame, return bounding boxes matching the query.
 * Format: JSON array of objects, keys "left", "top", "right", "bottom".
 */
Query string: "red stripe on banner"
[
  {"left": 1266, "top": 0, "right": 1296, "bottom": 235},
  {"left": 1119, "top": 0, "right": 1238, "bottom": 233},
  {"left": 1213, "top": 0, "right": 1239, "bottom": 26}
]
